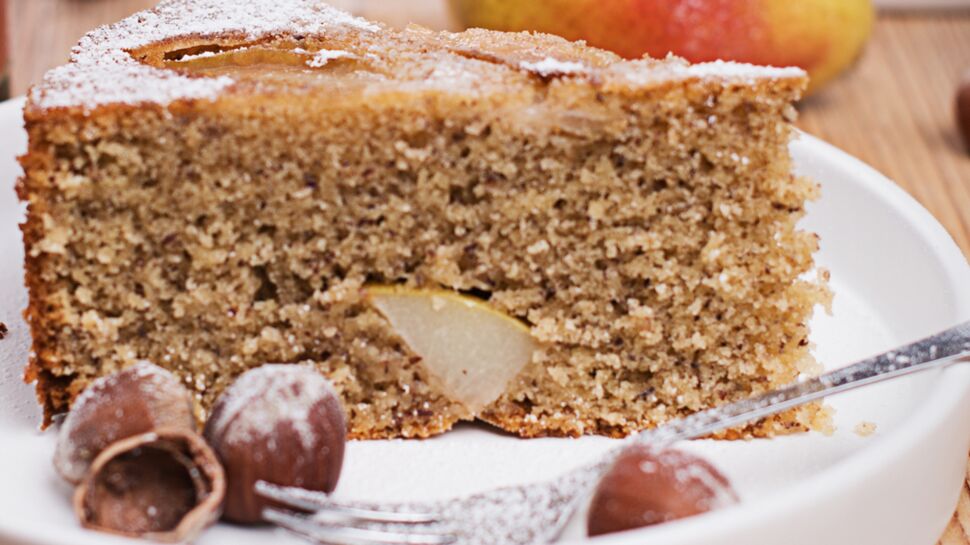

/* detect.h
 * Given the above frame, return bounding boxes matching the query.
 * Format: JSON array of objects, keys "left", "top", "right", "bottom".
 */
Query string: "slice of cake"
[{"left": 19, "top": 0, "right": 828, "bottom": 439}]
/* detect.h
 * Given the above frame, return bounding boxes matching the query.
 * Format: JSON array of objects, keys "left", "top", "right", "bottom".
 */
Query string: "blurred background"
[{"left": 1, "top": 0, "right": 969, "bottom": 542}]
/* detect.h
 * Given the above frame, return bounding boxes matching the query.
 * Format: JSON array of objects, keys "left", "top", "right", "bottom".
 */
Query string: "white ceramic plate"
[{"left": 0, "top": 96, "right": 968, "bottom": 545}]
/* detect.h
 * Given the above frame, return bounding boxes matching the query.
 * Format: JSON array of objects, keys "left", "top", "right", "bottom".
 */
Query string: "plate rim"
[{"left": 0, "top": 97, "right": 968, "bottom": 545}]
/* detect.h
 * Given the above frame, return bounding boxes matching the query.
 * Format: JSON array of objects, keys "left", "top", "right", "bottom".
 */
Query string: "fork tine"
[
  {"left": 264, "top": 508, "right": 458, "bottom": 545},
  {"left": 256, "top": 481, "right": 440, "bottom": 524}
]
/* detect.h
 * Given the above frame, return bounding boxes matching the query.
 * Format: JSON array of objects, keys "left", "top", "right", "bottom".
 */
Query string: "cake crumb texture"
[{"left": 19, "top": 0, "right": 827, "bottom": 439}]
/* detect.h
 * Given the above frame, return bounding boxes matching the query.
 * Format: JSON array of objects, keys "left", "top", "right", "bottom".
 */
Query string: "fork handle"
[{"left": 636, "top": 320, "right": 970, "bottom": 444}]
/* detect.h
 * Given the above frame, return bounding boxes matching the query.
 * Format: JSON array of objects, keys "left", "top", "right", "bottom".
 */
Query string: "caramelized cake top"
[{"left": 26, "top": 0, "right": 807, "bottom": 117}]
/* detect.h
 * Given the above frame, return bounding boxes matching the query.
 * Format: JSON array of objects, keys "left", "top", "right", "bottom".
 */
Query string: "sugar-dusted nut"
[
  {"left": 54, "top": 361, "right": 196, "bottom": 484},
  {"left": 203, "top": 364, "right": 347, "bottom": 524},
  {"left": 587, "top": 445, "right": 738, "bottom": 537},
  {"left": 74, "top": 428, "right": 225, "bottom": 543}
]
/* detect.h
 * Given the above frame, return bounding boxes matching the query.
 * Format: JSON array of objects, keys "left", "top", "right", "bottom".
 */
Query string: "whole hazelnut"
[
  {"left": 54, "top": 361, "right": 196, "bottom": 484},
  {"left": 587, "top": 445, "right": 738, "bottom": 537},
  {"left": 75, "top": 428, "right": 225, "bottom": 543},
  {"left": 203, "top": 364, "right": 347, "bottom": 524},
  {"left": 958, "top": 69, "right": 970, "bottom": 152}
]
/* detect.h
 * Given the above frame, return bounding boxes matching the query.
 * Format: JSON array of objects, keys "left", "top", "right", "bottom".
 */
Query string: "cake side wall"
[
  {"left": 18, "top": 77, "right": 826, "bottom": 439},
  {"left": 480, "top": 78, "right": 828, "bottom": 437},
  {"left": 18, "top": 116, "right": 78, "bottom": 427}
]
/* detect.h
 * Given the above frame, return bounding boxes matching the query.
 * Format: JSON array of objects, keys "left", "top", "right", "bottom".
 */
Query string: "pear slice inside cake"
[
  {"left": 367, "top": 286, "right": 538, "bottom": 415},
  {"left": 20, "top": 0, "right": 828, "bottom": 438}
]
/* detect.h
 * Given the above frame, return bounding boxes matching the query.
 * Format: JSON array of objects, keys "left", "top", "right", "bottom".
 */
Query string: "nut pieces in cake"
[
  {"left": 203, "top": 364, "right": 347, "bottom": 524},
  {"left": 587, "top": 445, "right": 739, "bottom": 536},
  {"left": 54, "top": 361, "right": 197, "bottom": 484},
  {"left": 74, "top": 429, "right": 225, "bottom": 543}
]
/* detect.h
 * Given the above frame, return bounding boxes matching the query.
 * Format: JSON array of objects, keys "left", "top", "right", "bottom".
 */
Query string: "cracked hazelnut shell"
[
  {"left": 74, "top": 428, "right": 225, "bottom": 543},
  {"left": 587, "top": 445, "right": 738, "bottom": 537},
  {"left": 54, "top": 361, "right": 196, "bottom": 484},
  {"left": 203, "top": 364, "right": 347, "bottom": 524}
]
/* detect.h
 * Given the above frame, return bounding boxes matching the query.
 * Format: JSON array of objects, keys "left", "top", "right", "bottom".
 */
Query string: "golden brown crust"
[{"left": 18, "top": 123, "right": 66, "bottom": 428}]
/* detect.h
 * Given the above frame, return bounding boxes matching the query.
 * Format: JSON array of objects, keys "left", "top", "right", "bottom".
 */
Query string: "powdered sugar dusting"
[
  {"left": 261, "top": 457, "right": 606, "bottom": 545},
  {"left": 35, "top": 60, "right": 234, "bottom": 112},
  {"left": 28, "top": 0, "right": 381, "bottom": 112},
  {"left": 683, "top": 461, "right": 738, "bottom": 510},
  {"left": 519, "top": 57, "right": 587, "bottom": 78},
  {"left": 685, "top": 59, "right": 806, "bottom": 79},
  {"left": 619, "top": 56, "right": 805, "bottom": 88},
  {"left": 176, "top": 50, "right": 220, "bottom": 61},
  {"left": 306, "top": 48, "right": 355, "bottom": 68},
  {"left": 207, "top": 364, "right": 339, "bottom": 451},
  {"left": 656, "top": 448, "right": 739, "bottom": 511},
  {"left": 28, "top": 0, "right": 805, "bottom": 113}
]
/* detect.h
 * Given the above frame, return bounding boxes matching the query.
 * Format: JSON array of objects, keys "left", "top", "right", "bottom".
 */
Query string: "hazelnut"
[
  {"left": 54, "top": 361, "right": 196, "bottom": 484},
  {"left": 203, "top": 364, "right": 347, "bottom": 524},
  {"left": 958, "top": 69, "right": 970, "bottom": 152},
  {"left": 587, "top": 445, "right": 738, "bottom": 537},
  {"left": 75, "top": 428, "right": 225, "bottom": 543}
]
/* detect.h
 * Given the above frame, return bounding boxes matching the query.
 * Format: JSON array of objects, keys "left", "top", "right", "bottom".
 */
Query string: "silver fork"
[{"left": 256, "top": 321, "right": 970, "bottom": 545}]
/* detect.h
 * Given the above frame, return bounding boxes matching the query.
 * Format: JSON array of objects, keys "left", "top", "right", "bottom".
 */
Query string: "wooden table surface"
[{"left": 7, "top": 1, "right": 970, "bottom": 543}]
